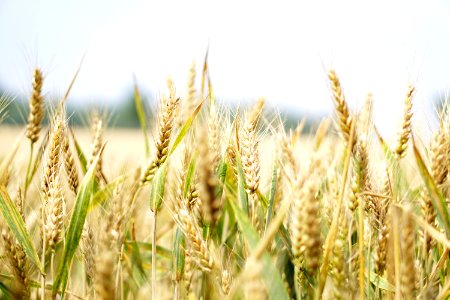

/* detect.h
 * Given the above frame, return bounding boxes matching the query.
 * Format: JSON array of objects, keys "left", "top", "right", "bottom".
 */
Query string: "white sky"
[{"left": 0, "top": 0, "right": 449, "bottom": 136}]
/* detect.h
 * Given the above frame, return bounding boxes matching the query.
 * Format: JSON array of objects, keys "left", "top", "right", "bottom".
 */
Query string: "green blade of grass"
[
  {"left": 374, "top": 126, "right": 407, "bottom": 193},
  {"left": 265, "top": 167, "right": 278, "bottom": 233},
  {"left": 150, "top": 163, "right": 167, "bottom": 213},
  {"left": 183, "top": 155, "right": 197, "bottom": 198},
  {"left": 369, "top": 271, "right": 395, "bottom": 292},
  {"left": 235, "top": 149, "right": 249, "bottom": 215},
  {"left": 0, "top": 186, "right": 44, "bottom": 273},
  {"left": 126, "top": 239, "right": 148, "bottom": 286},
  {"left": 169, "top": 97, "right": 207, "bottom": 157},
  {"left": 228, "top": 194, "right": 290, "bottom": 300},
  {"left": 257, "top": 190, "right": 268, "bottom": 208},
  {"left": 52, "top": 145, "right": 104, "bottom": 299},
  {"left": 215, "top": 159, "right": 228, "bottom": 207},
  {"left": 26, "top": 129, "right": 49, "bottom": 188},
  {"left": 128, "top": 241, "right": 173, "bottom": 259},
  {"left": 90, "top": 174, "right": 125, "bottom": 210},
  {"left": 412, "top": 137, "right": 450, "bottom": 237},
  {"left": 0, "top": 281, "right": 13, "bottom": 299},
  {"left": 70, "top": 128, "right": 88, "bottom": 174},
  {"left": 172, "top": 229, "right": 185, "bottom": 283},
  {"left": 133, "top": 75, "right": 150, "bottom": 158}
]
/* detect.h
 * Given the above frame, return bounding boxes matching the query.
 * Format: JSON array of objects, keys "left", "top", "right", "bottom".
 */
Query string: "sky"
[{"left": 0, "top": 0, "right": 450, "bottom": 136}]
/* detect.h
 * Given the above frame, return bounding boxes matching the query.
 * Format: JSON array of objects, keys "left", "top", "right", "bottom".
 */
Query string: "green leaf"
[
  {"left": 0, "top": 186, "right": 43, "bottom": 272},
  {"left": 265, "top": 167, "right": 278, "bottom": 233},
  {"left": 0, "top": 281, "right": 13, "bottom": 299},
  {"left": 413, "top": 139, "right": 450, "bottom": 237},
  {"left": 216, "top": 159, "right": 228, "bottom": 201},
  {"left": 128, "top": 241, "right": 173, "bottom": 259},
  {"left": 183, "top": 155, "right": 197, "bottom": 198},
  {"left": 235, "top": 150, "right": 249, "bottom": 215},
  {"left": 369, "top": 271, "right": 395, "bottom": 292},
  {"left": 26, "top": 130, "right": 49, "bottom": 188},
  {"left": 90, "top": 174, "right": 125, "bottom": 210},
  {"left": 257, "top": 190, "right": 268, "bottom": 208},
  {"left": 126, "top": 239, "right": 148, "bottom": 286},
  {"left": 70, "top": 128, "right": 88, "bottom": 174},
  {"left": 150, "top": 164, "right": 167, "bottom": 212},
  {"left": 278, "top": 225, "right": 294, "bottom": 259},
  {"left": 169, "top": 97, "right": 207, "bottom": 157},
  {"left": 133, "top": 75, "right": 150, "bottom": 158},
  {"left": 172, "top": 229, "right": 185, "bottom": 282},
  {"left": 228, "top": 194, "right": 290, "bottom": 300},
  {"left": 374, "top": 126, "right": 406, "bottom": 193},
  {"left": 52, "top": 145, "right": 104, "bottom": 298}
]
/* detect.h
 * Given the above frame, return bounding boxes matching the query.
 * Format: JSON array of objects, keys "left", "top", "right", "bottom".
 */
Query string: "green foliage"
[{"left": 0, "top": 186, "right": 43, "bottom": 272}]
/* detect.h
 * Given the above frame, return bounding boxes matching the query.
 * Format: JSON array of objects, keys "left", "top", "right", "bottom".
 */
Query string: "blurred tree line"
[
  {"left": 0, "top": 83, "right": 318, "bottom": 132},
  {"left": 0, "top": 87, "right": 154, "bottom": 128}
]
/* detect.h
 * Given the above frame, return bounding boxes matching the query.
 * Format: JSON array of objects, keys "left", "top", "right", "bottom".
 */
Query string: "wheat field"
[{"left": 0, "top": 63, "right": 449, "bottom": 300}]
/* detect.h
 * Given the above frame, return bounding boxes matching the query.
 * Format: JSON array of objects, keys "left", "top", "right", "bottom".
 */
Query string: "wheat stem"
[
  {"left": 24, "top": 143, "right": 34, "bottom": 198},
  {"left": 152, "top": 210, "right": 157, "bottom": 300}
]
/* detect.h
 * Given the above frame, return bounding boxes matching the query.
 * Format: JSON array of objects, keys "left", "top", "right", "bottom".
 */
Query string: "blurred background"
[{"left": 0, "top": 0, "right": 449, "bottom": 138}]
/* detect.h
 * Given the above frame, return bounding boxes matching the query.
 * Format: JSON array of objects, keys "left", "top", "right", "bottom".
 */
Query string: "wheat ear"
[
  {"left": 62, "top": 130, "right": 79, "bottom": 194},
  {"left": 2, "top": 229, "right": 29, "bottom": 298},
  {"left": 141, "top": 95, "right": 179, "bottom": 184},
  {"left": 88, "top": 112, "right": 104, "bottom": 182},
  {"left": 395, "top": 85, "right": 415, "bottom": 158},
  {"left": 198, "top": 128, "right": 220, "bottom": 226},
  {"left": 177, "top": 208, "right": 216, "bottom": 273},
  {"left": 328, "top": 69, "right": 354, "bottom": 146},
  {"left": 41, "top": 114, "right": 63, "bottom": 200},
  {"left": 26, "top": 68, "right": 45, "bottom": 144},
  {"left": 400, "top": 208, "right": 416, "bottom": 299}
]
